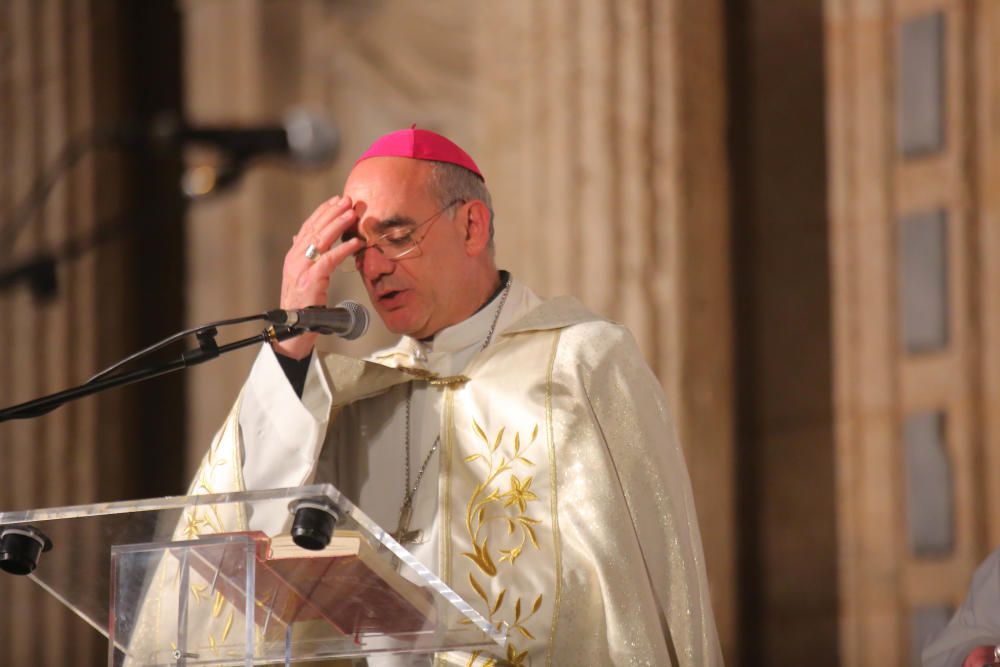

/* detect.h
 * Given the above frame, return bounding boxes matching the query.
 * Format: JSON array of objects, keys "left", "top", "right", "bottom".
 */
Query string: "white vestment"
[
  {"left": 190, "top": 278, "right": 723, "bottom": 666},
  {"left": 923, "top": 547, "right": 1000, "bottom": 667}
]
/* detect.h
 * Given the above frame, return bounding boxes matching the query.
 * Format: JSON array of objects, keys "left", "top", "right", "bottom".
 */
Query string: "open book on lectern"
[{"left": 189, "top": 530, "right": 436, "bottom": 636}]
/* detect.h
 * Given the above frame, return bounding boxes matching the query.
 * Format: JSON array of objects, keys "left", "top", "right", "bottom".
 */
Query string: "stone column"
[
  {"left": 827, "top": 0, "right": 994, "bottom": 663},
  {"left": 0, "top": 1, "right": 130, "bottom": 663}
]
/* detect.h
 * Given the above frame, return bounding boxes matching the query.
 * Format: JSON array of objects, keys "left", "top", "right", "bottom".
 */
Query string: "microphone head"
[
  {"left": 335, "top": 300, "right": 369, "bottom": 340},
  {"left": 284, "top": 108, "right": 339, "bottom": 164}
]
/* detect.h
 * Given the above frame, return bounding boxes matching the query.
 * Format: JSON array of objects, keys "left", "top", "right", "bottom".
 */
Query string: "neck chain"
[{"left": 393, "top": 276, "right": 512, "bottom": 545}]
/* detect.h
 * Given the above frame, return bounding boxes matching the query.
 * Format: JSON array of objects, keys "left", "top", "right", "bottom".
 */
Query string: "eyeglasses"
[{"left": 342, "top": 198, "right": 465, "bottom": 272}]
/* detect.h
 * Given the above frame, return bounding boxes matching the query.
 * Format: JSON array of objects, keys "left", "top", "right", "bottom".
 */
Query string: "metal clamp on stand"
[{"left": 180, "top": 326, "right": 219, "bottom": 365}]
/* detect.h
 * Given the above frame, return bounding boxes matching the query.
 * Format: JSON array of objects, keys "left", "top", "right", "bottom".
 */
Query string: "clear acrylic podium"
[{"left": 0, "top": 484, "right": 506, "bottom": 666}]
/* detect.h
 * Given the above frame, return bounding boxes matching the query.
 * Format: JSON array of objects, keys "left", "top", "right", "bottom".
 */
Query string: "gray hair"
[{"left": 427, "top": 161, "right": 495, "bottom": 251}]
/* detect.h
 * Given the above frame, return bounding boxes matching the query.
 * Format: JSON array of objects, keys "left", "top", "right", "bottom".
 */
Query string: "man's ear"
[{"left": 463, "top": 200, "right": 492, "bottom": 256}]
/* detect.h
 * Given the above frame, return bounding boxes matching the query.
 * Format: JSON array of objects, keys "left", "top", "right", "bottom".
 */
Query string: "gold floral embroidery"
[
  {"left": 181, "top": 511, "right": 211, "bottom": 540},
  {"left": 501, "top": 475, "right": 538, "bottom": 513},
  {"left": 192, "top": 440, "right": 228, "bottom": 496},
  {"left": 212, "top": 590, "right": 226, "bottom": 617},
  {"left": 190, "top": 583, "right": 208, "bottom": 602},
  {"left": 184, "top": 438, "right": 231, "bottom": 538},
  {"left": 220, "top": 611, "right": 234, "bottom": 642},
  {"left": 463, "top": 421, "right": 544, "bottom": 665},
  {"left": 179, "top": 504, "right": 227, "bottom": 541},
  {"left": 153, "top": 413, "right": 254, "bottom": 661}
]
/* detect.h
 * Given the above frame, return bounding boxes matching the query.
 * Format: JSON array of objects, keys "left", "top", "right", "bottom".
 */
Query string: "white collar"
[{"left": 371, "top": 276, "right": 512, "bottom": 368}]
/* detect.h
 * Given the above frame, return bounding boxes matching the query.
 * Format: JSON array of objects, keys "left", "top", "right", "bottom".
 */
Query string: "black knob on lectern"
[
  {"left": 0, "top": 526, "right": 53, "bottom": 575},
  {"left": 288, "top": 497, "right": 341, "bottom": 551}
]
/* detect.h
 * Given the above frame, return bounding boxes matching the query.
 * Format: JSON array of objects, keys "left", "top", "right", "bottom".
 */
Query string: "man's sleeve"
[
  {"left": 580, "top": 324, "right": 723, "bottom": 667},
  {"left": 923, "top": 548, "right": 1000, "bottom": 667},
  {"left": 238, "top": 344, "right": 333, "bottom": 491}
]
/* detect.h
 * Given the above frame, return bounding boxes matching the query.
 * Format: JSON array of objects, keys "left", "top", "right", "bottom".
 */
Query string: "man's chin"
[
  {"left": 371, "top": 296, "right": 436, "bottom": 339},
  {"left": 378, "top": 309, "right": 424, "bottom": 338}
]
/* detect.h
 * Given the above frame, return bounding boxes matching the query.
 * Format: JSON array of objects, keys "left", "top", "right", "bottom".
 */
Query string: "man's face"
[{"left": 343, "top": 157, "right": 472, "bottom": 339}]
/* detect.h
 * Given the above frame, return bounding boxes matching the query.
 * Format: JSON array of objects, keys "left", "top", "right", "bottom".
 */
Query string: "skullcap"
[{"left": 355, "top": 125, "right": 484, "bottom": 181}]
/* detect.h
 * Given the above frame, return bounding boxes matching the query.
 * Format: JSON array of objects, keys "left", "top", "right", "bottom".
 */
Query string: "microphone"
[
  {"left": 267, "top": 301, "right": 369, "bottom": 340},
  {"left": 150, "top": 108, "right": 340, "bottom": 165}
]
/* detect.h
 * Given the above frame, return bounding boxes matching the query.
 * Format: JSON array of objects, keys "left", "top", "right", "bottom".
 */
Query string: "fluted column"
[{"left": 0, "top": 1, "right": 126, "bottom": 663}]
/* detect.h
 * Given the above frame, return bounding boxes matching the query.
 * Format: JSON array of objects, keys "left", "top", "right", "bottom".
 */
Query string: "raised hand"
[{"left": 273, "top": 195, "right": 362, "bottom": 359}]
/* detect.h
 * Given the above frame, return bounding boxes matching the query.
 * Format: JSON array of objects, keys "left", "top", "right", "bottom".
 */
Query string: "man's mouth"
[{"left": 376, "top": 289, "right": 407, "bottom": 307}]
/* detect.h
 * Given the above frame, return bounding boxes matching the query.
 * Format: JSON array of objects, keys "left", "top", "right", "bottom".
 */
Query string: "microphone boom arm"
[{"left": 0, "top": 324, "right": 302, "bottom": 423}]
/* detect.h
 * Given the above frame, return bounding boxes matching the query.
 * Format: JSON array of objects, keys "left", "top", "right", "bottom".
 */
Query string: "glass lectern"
[{"left": 0, "top": 484, "right": 506, "bottom": 666}]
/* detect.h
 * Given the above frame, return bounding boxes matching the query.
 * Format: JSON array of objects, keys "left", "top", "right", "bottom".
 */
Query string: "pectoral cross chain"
[
  {"left": 392, "top": 433, "right": 441, "bottom": 546},
  {"left": 391, "top": 275, "right": 510, "bottom": 547},
  {"left": 394, "top": 498, "right": 421, "bottom": 545}
]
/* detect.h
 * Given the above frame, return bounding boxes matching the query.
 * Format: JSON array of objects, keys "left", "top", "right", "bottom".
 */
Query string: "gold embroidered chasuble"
[{"left": 184, "top": 295, "right": 722, "bottom": 667}]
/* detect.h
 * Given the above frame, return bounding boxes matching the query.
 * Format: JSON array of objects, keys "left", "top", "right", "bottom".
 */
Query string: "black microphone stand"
[{"left": 0, "top": 323, "right": 303, "bottom": 423}]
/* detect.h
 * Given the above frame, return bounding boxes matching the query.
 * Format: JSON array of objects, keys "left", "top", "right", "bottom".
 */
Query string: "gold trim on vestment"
[
  {"left": 543, "top": 330, "right": 563, "bottom": 667},
  {"left": 436, "top": 387, "right": 457, "bottom": 667},
  {"left": 396, "top": 366, "right": 471, "bottom": 386}
]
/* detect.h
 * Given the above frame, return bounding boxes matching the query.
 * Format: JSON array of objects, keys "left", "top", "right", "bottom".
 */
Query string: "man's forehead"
[
  {"left": 344, "top": 157, "right": 435, "bottom": 219},
  {"left": 345, "top": 156, "right": 431, "bottom": 192}
]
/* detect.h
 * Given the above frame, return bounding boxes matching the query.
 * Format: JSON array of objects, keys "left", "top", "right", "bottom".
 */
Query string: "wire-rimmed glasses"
[{"left": 341, "top": 198, "right": 465, "bottom": 272}]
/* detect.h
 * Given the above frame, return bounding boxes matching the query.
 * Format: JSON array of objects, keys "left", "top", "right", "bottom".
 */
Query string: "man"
[
  {"left": 923, "top": 547, "right": 1000, "bottom": 667},
  {"left": 191, "top": 127, "right": 722, "bottom": 666}
]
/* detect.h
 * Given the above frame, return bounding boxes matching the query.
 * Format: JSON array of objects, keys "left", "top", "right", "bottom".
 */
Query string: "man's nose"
[{"left": 360, "top": 245, "right": 395, "bottom": 279}]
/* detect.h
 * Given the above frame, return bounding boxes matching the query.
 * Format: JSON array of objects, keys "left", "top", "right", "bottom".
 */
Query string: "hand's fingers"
[
  {"left": 298, "top": 195, "right": 342, "bottom": 237},
  {"left": 280, "top": 196, "right": 360, "bottom": 311},
  {"left": 312, "top": 206, "right": 359, "bottom": 253},
  {"left": 284, "top": 198, "right": 351, "bottom": 270},
  {"left": 290, "top": 199, "right": 354, "bottom": 278},
  {"left": 299, "top": 195, "right": 352, "bottom": 242},
  {"left": 300, "top": 238, "right": 363, "bottom": 287}
]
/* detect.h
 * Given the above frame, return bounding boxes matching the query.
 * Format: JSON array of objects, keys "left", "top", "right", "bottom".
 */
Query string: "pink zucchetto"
[{"left": 355, "top": 125, "right": 484, "bottom": 181}]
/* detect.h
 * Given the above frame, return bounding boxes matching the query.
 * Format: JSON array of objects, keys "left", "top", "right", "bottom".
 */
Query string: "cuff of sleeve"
[
  {"left": 240, "top": 344, "right": 333, "bottom": 490},
  {"left": 302, "top": 350, "right": 332, "bottom": 420}
]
